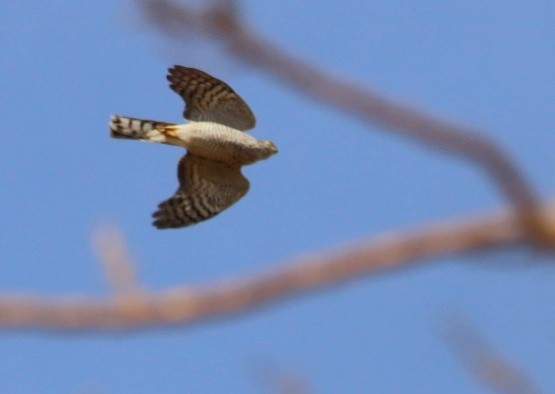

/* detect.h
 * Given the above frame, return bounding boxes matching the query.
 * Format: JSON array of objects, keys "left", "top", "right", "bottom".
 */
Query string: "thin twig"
[
  {"left": 441, "top": 312, "right": 542, "bottom": 394},
  {"left": 137, "top": 0, "right": 555, "bottom": 243},
  {"left": 0, "top": 201, "right": 551, "bottom": 331},
  {"left": 249, "top": 357, "right": 312, "bottom": 394},
  {"left": 92, "top": 224, "right": 143, "bottom": 295}
]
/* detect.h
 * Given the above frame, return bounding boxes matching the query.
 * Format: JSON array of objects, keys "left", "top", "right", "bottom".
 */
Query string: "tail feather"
[{"left": 109, "top": 115, "right": 174, "bottom": 143}]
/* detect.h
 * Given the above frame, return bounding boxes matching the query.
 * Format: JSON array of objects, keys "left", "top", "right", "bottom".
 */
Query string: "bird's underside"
[{"left": 109, "top": 66, "right": 277, "bottom": 229}]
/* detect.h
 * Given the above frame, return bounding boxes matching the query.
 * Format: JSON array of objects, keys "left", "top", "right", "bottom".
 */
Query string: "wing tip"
[
  {"left": 151, "top": 219, "right": 170, "bottom": 229},
  {"left": 151, "top": 202, "right": 192, "bottom": 230},
  {"left": 151, "top": 214, "right": 194, "bottom": 230},
  {"left": 167, "top": 64, "right": 191, "bottom": 76}
]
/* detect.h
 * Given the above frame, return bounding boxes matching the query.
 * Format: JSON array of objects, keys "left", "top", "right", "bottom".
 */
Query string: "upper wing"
[
  {"left": 167, "top": 66, "right": 256, "bottom": 131},
  {"left": 152, "top": 153, "right": 250, "bottom": 229}
]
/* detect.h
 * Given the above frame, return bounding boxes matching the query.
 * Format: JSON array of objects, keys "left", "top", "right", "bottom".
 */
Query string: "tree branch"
[
  {"left": 137, "top": 0, "right": 555, "bottom": 244},
  {"left": 1, "top": 201, "right": 551, "bottom": 331}
]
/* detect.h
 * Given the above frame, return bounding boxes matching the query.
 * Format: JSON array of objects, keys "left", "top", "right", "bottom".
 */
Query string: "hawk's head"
[{"left": 258, "top": 140, "right": 278, "bottom": 159}]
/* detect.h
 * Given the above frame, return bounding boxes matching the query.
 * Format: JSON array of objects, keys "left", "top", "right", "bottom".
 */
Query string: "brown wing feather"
[
  {"left": 152, "top": 153, "right": 250, "bottom": 229},
  {"left": 167, "top": 66, "right": 256, "bottom": 131}
]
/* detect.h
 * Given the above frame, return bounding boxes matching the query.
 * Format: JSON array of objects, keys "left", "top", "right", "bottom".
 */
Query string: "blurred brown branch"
[
  {"left": 93, "top": 224, "right": 144, "bottom": 295},
  {"left": 441, "top": 313, "right": 542, "bottom": 394},
  {"left": 137, "top": 0, "right": 555, "bottom": 244},
  {"left": 0, "top": 201, "right": 552, "bottom": 331},
  {"left": 250, "top": 357, "right": 312, "bottom": 394}
]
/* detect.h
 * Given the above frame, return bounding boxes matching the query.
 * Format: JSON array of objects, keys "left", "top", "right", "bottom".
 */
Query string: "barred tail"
[{"left": 109, "top": 115, "right": 175, "bottom": 143}]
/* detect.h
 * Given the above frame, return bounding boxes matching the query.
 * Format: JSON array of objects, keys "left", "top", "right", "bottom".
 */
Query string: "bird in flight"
[{"left": 110, "top": 66, "right": 278, "bottom": 229}]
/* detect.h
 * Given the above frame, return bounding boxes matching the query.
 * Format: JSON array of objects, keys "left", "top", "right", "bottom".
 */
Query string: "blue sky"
[{"left": 1, "top": 1, "right": 554, "bottom": 392}]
